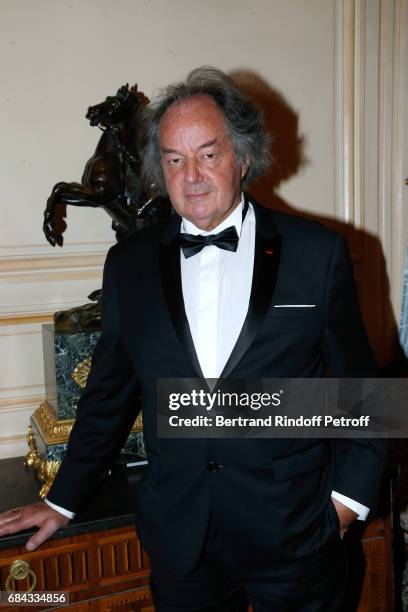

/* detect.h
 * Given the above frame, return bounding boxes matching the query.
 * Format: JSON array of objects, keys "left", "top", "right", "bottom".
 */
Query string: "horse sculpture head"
[{"left": 86, "top": 84, "right": 148, "bottom": 128}]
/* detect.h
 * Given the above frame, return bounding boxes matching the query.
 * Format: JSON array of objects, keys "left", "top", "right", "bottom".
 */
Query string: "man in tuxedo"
[{"left": 0, "top": 67, "right": 386, "bottom": 611}]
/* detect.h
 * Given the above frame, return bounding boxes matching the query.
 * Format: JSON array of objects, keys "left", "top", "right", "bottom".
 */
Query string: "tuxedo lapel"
[
  {"left": 219, "top": 197, "right": 281, "bottom": 379},
  {"left": 159, "top": 214, "right": 205, "bottom": 379},
  {"left": 159, "top": 198, "right": 281, "bottom": 381}
]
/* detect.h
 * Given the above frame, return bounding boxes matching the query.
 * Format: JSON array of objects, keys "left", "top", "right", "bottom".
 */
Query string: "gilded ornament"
[
  {"left": 72, "top": 356, "right": 92, "bottom": 389},
  {"left": 31, "top": 402, "right": 74, "bottom": 444},
  {"left": 25, "top": 426, "right": 61, "bottom": 498}
]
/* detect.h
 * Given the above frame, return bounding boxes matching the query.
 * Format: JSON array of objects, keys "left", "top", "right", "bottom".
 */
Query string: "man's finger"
[
  {"left": 0, "top": 507, "right": 22, "bottom": 526},
  {"left": 26, "top": 520, "right": 60, "bottom": 551},
  {"left": 339, "top": 526, "right": 348, "bottom": 539},
  {"left": 0, "top": 513, "right": 29, "bottom": 536}
]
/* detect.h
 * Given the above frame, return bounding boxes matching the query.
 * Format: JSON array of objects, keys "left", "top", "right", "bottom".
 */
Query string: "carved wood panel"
[{"left": 96, "top": 586, "right": 153, "bottom": 611}]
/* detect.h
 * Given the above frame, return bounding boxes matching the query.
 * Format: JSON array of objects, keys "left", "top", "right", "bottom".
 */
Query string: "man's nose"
[{"left": 184, "top": 159, "right": 202, "bottom": 183}]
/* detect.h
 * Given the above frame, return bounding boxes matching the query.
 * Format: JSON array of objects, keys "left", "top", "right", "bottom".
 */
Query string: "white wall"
[
  {"left": 0, "top": 0, "right": 406, "bottom": 457},
  {"left": 0, "top": 0, "right": 337, "bottom": 251}
]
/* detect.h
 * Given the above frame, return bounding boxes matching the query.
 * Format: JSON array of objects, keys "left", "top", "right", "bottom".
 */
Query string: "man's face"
[{"left": 159, "top": 95, "right": 248, "bottom": 231}]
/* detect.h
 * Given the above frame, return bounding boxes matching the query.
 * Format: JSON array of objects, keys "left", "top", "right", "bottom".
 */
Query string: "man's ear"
[{"left": 241, "top": 157, "right": 250, "bottom": 181}]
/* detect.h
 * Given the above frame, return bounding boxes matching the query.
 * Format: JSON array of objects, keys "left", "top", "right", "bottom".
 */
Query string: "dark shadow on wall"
[{"left": 230, "top": 70, "right": 307, "bottom": 195}]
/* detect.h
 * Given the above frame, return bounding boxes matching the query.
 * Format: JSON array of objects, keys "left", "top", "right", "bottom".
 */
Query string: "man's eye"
[
  {"left": 168, "top": 158, "right": 181, "bottom": 165},
  {"left": 203, "top": 153, "right": 214, "bottom": 160}
]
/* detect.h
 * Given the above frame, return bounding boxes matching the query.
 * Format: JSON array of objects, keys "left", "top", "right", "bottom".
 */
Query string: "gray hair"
[{"left": 142, "top": 66, "right": 271, "bottom": 193}]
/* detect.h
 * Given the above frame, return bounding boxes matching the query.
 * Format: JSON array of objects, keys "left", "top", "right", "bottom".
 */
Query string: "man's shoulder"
[
  {"left": 254, "top": 202, "right": 341, "bottom": 252},
  {"left": 107, "top": 215, "right": 177, "bottom": 263}
]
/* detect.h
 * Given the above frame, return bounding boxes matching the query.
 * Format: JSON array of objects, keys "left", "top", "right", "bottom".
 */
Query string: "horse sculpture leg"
[{"left": 43, "top": 182, "right": 102, "bottom": 246}]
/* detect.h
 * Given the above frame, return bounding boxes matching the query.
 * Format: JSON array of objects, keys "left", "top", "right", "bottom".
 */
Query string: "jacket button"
[{"left": 207, "top": 461, "right": 220, "bottom": 472}]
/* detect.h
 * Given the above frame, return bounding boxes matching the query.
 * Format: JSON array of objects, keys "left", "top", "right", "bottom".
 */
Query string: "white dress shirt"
[
  {"left": 181, "top": 197, "right": 254, "bottom": 378},
  {"left": 46, "top": 196, "right": 368, "bottom": 521}
]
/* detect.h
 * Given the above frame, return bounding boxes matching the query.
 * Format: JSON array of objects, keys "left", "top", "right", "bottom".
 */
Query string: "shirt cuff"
[
  {"left": 44, "top": 498, "right": 76, "bottom": 520},
  {"left": 331, "top": 490, "right": 369, "bottom": 521}
]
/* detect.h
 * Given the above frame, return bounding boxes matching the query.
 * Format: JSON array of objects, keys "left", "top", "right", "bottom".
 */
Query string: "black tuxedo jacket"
[{"left": 48, "top": 196, "right": 387, "bottom": 575}]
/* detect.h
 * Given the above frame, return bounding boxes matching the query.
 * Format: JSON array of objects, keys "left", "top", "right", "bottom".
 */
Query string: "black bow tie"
[{"left": 180, "top": 225, "right": 239, "bottom": 259}]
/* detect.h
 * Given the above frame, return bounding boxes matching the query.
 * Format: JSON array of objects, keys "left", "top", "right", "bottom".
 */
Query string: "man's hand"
[
  {"left": 331, "top": 497, "right": 358, "bottom": 537},
  {"left": 0, "top": 502, "right": 70, "bottom": 551}
]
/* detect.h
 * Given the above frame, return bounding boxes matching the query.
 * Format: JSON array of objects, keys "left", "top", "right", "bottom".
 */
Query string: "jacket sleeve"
[
  {"left": 47, "top": 246, "right": 141, "bottom": 512},
  {"left": 322, "top": 234, "right": 387, "bottom": 510}
]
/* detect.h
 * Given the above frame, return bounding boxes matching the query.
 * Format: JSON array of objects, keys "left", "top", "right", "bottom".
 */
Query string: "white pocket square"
[{"left": 273, "top": 304, "right": 316, "bottom": 308}]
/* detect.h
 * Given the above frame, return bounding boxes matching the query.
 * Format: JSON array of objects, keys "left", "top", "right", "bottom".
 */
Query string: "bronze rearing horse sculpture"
[{"left": 43, "top": 84, "right": 170, "bottom": 246}]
